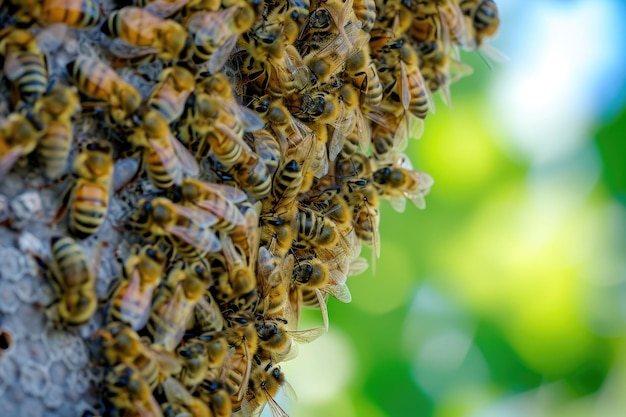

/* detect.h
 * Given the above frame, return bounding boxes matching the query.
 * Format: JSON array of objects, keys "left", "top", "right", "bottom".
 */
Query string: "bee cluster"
[{"left": 0, "top": 0, "right": 500, "bottom": 416}]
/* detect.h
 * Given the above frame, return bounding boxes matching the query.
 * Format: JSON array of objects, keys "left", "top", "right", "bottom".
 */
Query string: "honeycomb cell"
[
  {"left": 48, "top": 360, "right": 69, "bottom": 386},
  {"left": 18, "top": 396, "right": 45, "bottom": 417},
  {"left": 21, "top": 337, "right": 49, "bottom": 365},
  {"left": 0, "top": 356, "right": 18, "bottom": 397},
  {"left": 0, "top": 281, "right": 20, "bottom": 314},
  {"left": 62, "top": 337, "right": 89, "bottom": 370},
  {"left": 43, "top": 383, "right": 65, "bottom": 409},
  {"left": 66, "top": 369, "right": 91, "bottom": 400},
  {"left": 19, "top": 361, "right": 50, "bottom": 397},
  {"left": 9, "top": 191, "right": 43, "bottom": 228},
  {"left": 17, "top": 232, "right": 46, "bottom": 263},
  {"left": 0, "top": 247, "right": 31, "bottom": 282},
  {"left": 15, "top": 276, "right": 39, "bottom": 303}
]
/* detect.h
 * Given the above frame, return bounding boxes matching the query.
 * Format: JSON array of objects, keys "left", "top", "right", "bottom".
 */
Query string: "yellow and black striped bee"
[
  {"left": 52, "top": 139, "right": 114, "bottom": 239},
  {"left": 0, "top": 27, "right": 49, "bottom": 107},
  {"left": 34, "top": 236, "right": 98, "bottom": 327}
]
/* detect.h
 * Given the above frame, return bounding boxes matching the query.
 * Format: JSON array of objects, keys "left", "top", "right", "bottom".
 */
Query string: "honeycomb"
[{"left": 0, "top": 0, "right": 500, "bottom": 416}]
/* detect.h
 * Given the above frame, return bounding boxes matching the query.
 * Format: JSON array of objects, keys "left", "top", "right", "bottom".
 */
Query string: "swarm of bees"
[{"left": 0, "top": 0, "right": 500, "bottom": 415}]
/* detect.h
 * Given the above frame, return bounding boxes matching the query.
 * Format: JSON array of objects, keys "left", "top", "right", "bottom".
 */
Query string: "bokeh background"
[{"left": 271, "top": 1, "right": 626, "bottom": 416}]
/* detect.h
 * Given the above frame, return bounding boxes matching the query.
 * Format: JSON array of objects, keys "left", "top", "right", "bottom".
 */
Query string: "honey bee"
[
  {"left": 178, "top": 178, "right": 253, "bottom": 255},
  {"left": 0, "top": 110, "right": 42, "bottom": 181},
  {"left": 429, "top": 0, "right": 473, "bottom": 49},
  {"left": 162, "top": 376, "right": 212, "bottom": 417},
  {"left": 0, "top": 27, "right": 49, "bottom": 106},
  {"left": 409, "top": 3, "right": 473, "bottom": 105},
  {"left": 343, "top": 44, "right": 383, "bottom": 108},
  {"left": 186, "top": 332, "right": 229, "bottom": 369},
  {"left": 191, "top": 289, "right": 225, "bottom": 334},
  {"left": 101, "top": 6, "right": 191, "bottom": 62},
  {"left": 269, "top": 159, "right": 306, "bottom": 215},
  {"left": 128, "top": 109, "right": 199, "bottom": 190},
  {"left": 184, "top": 85, "right": 264, "bottom": 170},
  {"left": 125, "top": 197, "right": 222, "bottom": 261},
  {"left": 215, "top": 234, "right": 257, "bottom": 303},
  {"left": 3, "top": 0, "right": 101, "bottom": 27},
  {"left": 240, "top": 360, "right": 294, "bottom": 417},
  {"left": 368, "top": 108, "right": 410, "bottom": 163},
  {"left": 253, "top": 97, "right": 314, "bottom": 157},
  {"left": 183, "top": 5, "right": 255, "bottom": 72},
  {"left": 175, "top": 340, "right": 211, "bottom": 389},
  {"left": 251, "top": 129, "right": 281, "bottom": 177},
  {"left": 34, "top": 86, "right": 79, "bottom": 179},
  {"left": 147, "top": 65, "right": 195, "bottom": 124},
  {"left": 459, "top": 0, "right": 500, "bottom": 49},
  {"left": 256, "top": 319, "right": 325, "bottom": 360},
  {"left": 95, "top": 323, "right": 182, "bottom": 390},
  {"left": 104, "top": 363, "right": 164, "bottom": 417},
  {"left": 221, "top": 314, "right": 258, "bottom": 403},
  {"left": 255, "top": 247, "right": 295, "bottom": 315},
  {"left": 294, "top": 205, "right": 343, "bottom": 250},
  {"left": 107, "top": 245, "right": 166, "bottom": 330},
  {"left": 371, "top": 156, "right": 434, "bottom": 211},
  {"left": 35, "top": 236, "right": 97, "bottom": 327},
  {"left": 195, "top": 379, "right": 232, "bottom": 417},
  {"left": 353, "top": 0, "right": 376, "bottom": 33},
  {"left": 51, "top": 139, "right": 113, "bottom": 239},
  {"left": 235, "top": 152, "right": 273, "bottom": 200},
  {"left": 301, "top": 17, "right": 366, "bottom": 84},
  {"left": 146, "top": 261, "right": 206, "bottom": 351},
  {"left": 66, "top": 56, "right": 141, "bottom": 126}
]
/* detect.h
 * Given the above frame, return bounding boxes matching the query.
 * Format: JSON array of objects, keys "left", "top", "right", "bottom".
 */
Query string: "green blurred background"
[{"left": 275, "top": 1, "right": 626, "bottom": 416}]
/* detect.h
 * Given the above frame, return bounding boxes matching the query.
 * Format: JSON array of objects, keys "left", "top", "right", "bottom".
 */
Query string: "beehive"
[{"left": 0, "top": 0, "right": 500, "bottom": 416}]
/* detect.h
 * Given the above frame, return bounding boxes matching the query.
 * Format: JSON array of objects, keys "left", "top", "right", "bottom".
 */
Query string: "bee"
[
  {"left": 222, "top": 314, "right": 258, "bottom": 403},
  {"left": 183, "top": 83, "right": 264, "bottom": 169},
  {"left": 195, "top": 379, "right": 232, "bottom": 417},
  {"left": 234, "top": 152, "right": 273, "bottom": 200},
  {"left": 183, "top": 332, "right": 229, "bottom": 370},
  {"left": 256, "top": 319, "right": 325, "bottom": 360},
  {"left": 343, "top": 44, "right": 383, "bottom": 108},
  {"left": 101, "top": 6, "right": 191, "bottom": 62},
  {"left": 0, "top": 110, "right": 42, "bottom": 181},
  {"left": 183, "top": 5, "right": 255, "bottom": 72},
  {"left": 353, "top": 0, "right": 376, "bottom": 33},
  {"left": 146, "top": 261, "right": 206, "bottom": 351},
  {"left": 175, "top": 340, "right": 211, "bottom": 389},
  {"left": 240, "top": 360, "right": 294, "bottom": 417},
  {"left": 371, "top": 156, "right": 435, "bottom": 211},
  {"left": 178, "top": 178, "right": 254, "bottom": 254},
  {"left": 380, "top": 39, "right": 430, "bottom": 122},
  {"left": 268, "top": 159, "right": 307, "bottom": 215},
  {"left": 66, "top": 56, "right": 141, "bottom": 127},
  {"left": 294, "top": 205, "right": 343, "bottom": 250},
  {"left": 161, "top": 376, "right": 212, "bottom": 417},
  {"left": 255, "top": 247, "right": 295, "bottom": 315},
  {"left": 254, "top": 97, "right": 314, "bottom": 158},
  {"left": 251, "top": 129, "right": 281, "bottom": 177},
  {"left": 0, "top": 27, "right": 49, "bottom": 106},
  {"left": 459, "top": 0, "right": 500, "bottom": 49},
  {"left": 104, "top": 363, "right": 164, "bottom": 417},
  {"left": 369, "top": 108, "right": 410, "bottom": 163},
  {"left": 51, "top": 139, "right": 113, "bottom": 239},
  {"left": 191, "top": 286, "right": 225, "bottom": 334},
  {"left": 3, "top": 0, "right": 101, "bottom": 28},
  {"left": 429, "top": 0, "right": 473, "bottom": 49},
  {"left": 301, "top": 17, "right": 366, "bottom": 84},
  {"left": 35, "top": 236, "right": 97, "bottom": 327},
  {"left": 128, "top": 109, "right": 199, "bottom": 190},
  {"left": 107, "top": 245, "right": 166, "bottom": 330},
  {"left": 214, "top": 234, "right": 256, "bottom": 303},
  {"left": 125, "top": 197, "right": 222, "bottom": 262},
  {"left": 147, "top": 65, "right": 195, "bottom": 124},
  {"left": 95, "top": 323, "right": 182, "bottom": 390},
  {"left": 409, "top": 4, "right": 473, "bottom": 106},
  {"left": 373, "top": 0, "right": 418, "bottom": 38},
  {"left": 34, "top": 86, "right": 80, "bottom": 179}
]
